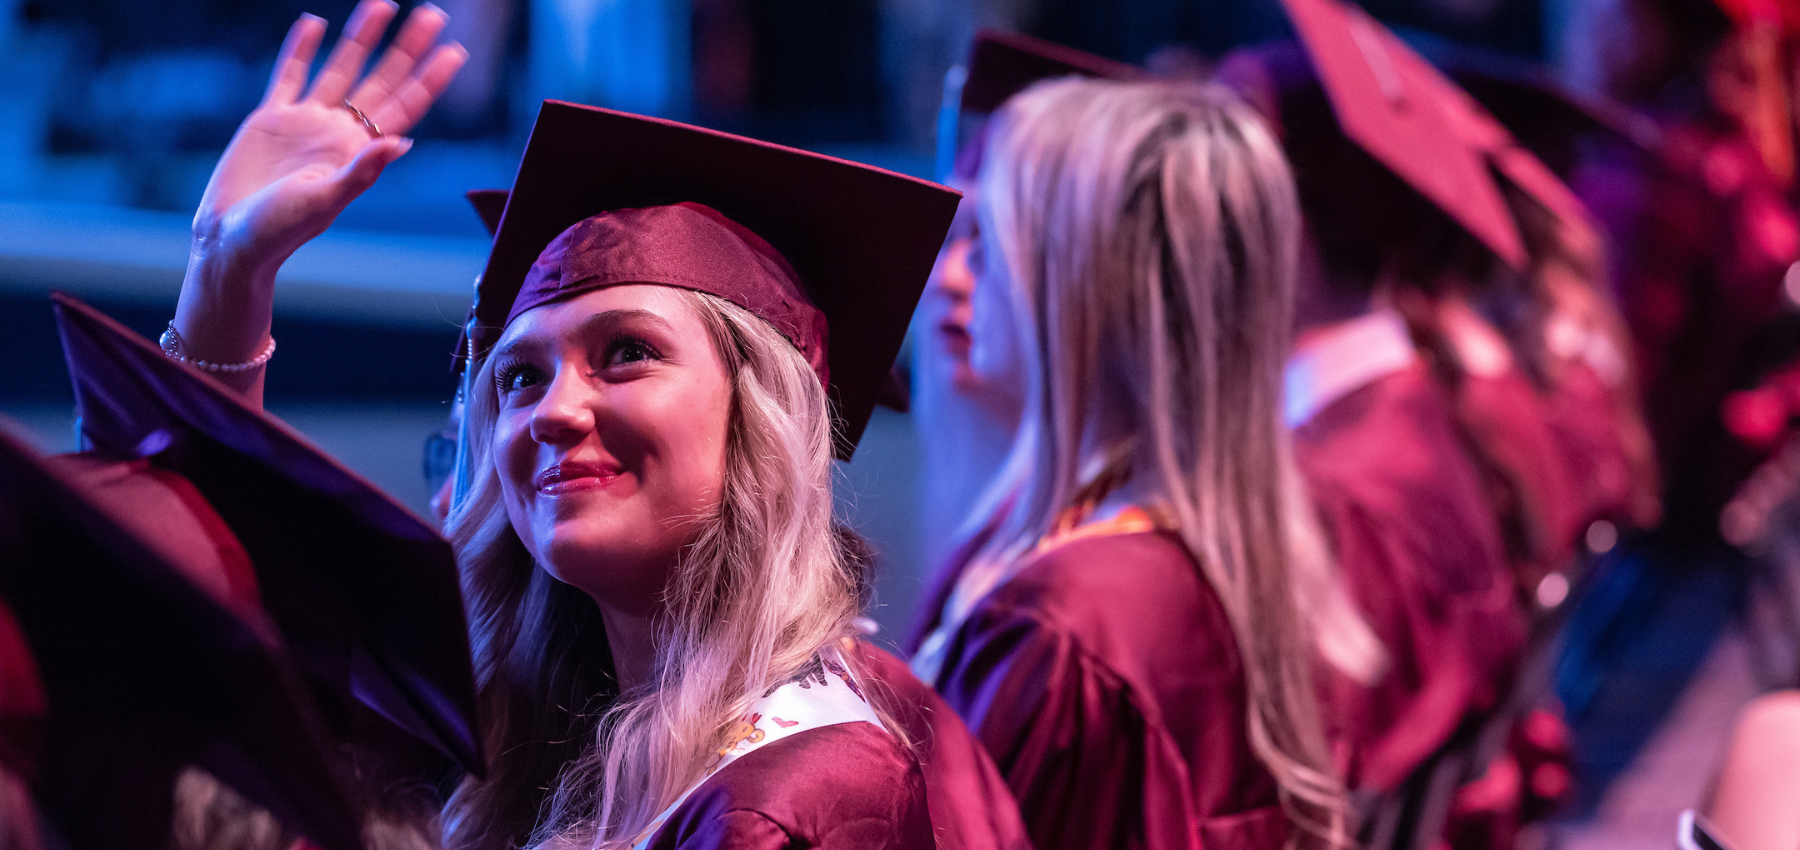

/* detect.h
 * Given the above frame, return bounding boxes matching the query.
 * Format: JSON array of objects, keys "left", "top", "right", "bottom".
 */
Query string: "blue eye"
[
  {"left": 494, "top": 360, "right": 543, "bottom": 393},
  {"left": 604, "top": 339, "right": 661, "bottom": 368}
]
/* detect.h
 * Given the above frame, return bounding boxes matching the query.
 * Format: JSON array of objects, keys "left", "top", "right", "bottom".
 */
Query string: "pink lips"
[
  {"left": 534, "top": 461, "right": 622, "bottom": 495},
  {"left": 937, "top": 321, "right": 972, "bottom": 360}
]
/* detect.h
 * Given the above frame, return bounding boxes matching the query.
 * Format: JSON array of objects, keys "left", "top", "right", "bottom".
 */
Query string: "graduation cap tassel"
[{"left": 451, "top": 310, "right": 479, "bottom": 515}]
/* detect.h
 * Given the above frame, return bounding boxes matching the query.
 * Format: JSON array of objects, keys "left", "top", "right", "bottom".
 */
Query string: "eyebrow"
[{"left": 492, "top": 307, "right": 679, "bottom": 361}]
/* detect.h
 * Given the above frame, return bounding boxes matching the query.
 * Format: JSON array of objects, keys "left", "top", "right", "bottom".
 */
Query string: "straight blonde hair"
[
  {"left": 440, "top": 290, "right": 875, "bottom": 849},
  {"left": 964, "top": 78, "right": 1352, "bottom": 848}
]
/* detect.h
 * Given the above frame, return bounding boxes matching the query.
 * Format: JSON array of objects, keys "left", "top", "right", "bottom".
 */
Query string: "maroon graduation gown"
[
  {"left": 1292, "top": 365, "right": 1525, "bottom": 793},
  {"left": 1573, "top": 121, "right": 1799, "bottom": 537},
  {"left": 850, "top": 642, "right": 1032, "bottom": 850},
  {"left": 912, "top": 529, "right": 1289, "bottom": 850},
  {"left": 1540, "top": 359, "right": 1659, "bottom": 534},
  {"left": 1446, "top": 368, "right": 1585, "bottom": 584},
  {"left": 642, "top": 721, "right": 933, "bottom": 850}
]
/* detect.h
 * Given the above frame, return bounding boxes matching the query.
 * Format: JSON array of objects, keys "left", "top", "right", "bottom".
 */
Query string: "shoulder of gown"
[
  {"left": 931, "top": 529, "right": 1287, "bottom": 850},
  {"left": 1291, "top": 366, "right": 1524, "bottom": 791},
  {"left": 646, "top": 721, "right": 933, "bottom": 850},
  {"left": 849, "top": 640, "right": 1031, "bottom": 850}
]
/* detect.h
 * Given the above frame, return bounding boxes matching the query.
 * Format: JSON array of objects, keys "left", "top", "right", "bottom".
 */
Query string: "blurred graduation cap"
[
  {"left": 1430, "top": 48, "right": 1660, "bottom": 178},
  {"left": 0, "top": 424, "right": 367, "bottom": 850},
  {"left": 467, "top": 101, "right": 960, "bottom": 459},
  {"left": 51, "top": 293, "right": 485, "bottom": 778},
  {"left": 1241, "top": 0, "right": 1528, "bottom": 270},
  {"left": 1404, "top": 57, "right": 1605, "bottom": 260},
  {"left": 937, "top": 30, "right": 1147, "bottom": 179}
]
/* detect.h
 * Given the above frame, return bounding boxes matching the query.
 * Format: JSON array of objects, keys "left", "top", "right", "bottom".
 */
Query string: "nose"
[
  {"left": 528, "top": 364, "right": 598, "bottom": 447},
  {"left": 933, "top": 238, "right": 976, "bottom": 302}
]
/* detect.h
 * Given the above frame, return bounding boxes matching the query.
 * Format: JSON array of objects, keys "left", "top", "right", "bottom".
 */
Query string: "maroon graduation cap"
[
  {"left": 460, "top": 187, "right": 918, "bottom": 416},
  {"left": 939, "top": 30, "right": 1145, "bottom": 180},
  {"left": 466, "top": 188, "right": 508, "bottom": 237},
  {"left": 470, "top": 101, "right": 961, "bottom": 458},
  {"left": 1275, "top": 0, "right": 1528, "bottom": 269},
  {"left": 1438, "top": 52, "right": 1660, "bottom": 178},
  {"left": 0, "top": 425, "right": 367, "bottom": 850},
  {"left": 1418, "top": 68, "right": 1599, "bottom": 248},
  {"left": 51, "top": 293, "right": 485, "bottom": 778},
  {"left": 959, "top": 29, "right": 1146, "bottom": 114}
]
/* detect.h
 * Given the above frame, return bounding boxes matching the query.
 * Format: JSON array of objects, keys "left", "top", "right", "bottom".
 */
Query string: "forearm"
[{"left": 172, "top": 232, "right": 278, "bottom": 407}]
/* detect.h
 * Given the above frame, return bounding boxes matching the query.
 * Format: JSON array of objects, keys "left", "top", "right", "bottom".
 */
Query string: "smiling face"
[{"left": 487, "top": 285, "right": 733, "bottom": 613}]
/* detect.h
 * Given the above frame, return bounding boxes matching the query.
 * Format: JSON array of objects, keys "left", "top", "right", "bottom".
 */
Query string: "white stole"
[{"left": 631, "top": 649, "right": 885, "bottom": 848}]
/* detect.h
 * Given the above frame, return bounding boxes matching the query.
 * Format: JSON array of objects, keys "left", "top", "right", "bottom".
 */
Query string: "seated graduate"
[
  {"left": 907, "top": 30, "right": 1144, "bottom": 578},
  {"left": 0, "top": 424, "right": 373, "bottom": 850},
  {"left": 907, "top": 76, "right": 1351, "bottom": 850},
  {"left": 168, "top": 4, "right": 968, "bottom": 847},
  {"left": 1216, "top": 0, "right": 1529, "bottom": 821},
  {"left": 438, "top": 187, "right": 1031, "bottom": 850}
]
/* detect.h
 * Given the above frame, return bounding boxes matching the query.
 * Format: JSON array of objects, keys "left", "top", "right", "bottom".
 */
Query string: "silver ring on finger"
[{"left": 341, "top": 98, "right": 383, "bottom": 139}]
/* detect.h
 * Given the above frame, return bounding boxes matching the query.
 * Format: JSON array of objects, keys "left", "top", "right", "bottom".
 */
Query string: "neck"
[
  {"left": 1093, "top": 473, "right": 1155, "bottom": 523},
  {"left": 599, "top": 606, "right": 660, "bottom": 694}
]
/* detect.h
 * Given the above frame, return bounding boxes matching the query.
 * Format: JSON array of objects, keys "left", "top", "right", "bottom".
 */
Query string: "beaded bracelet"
[{"left": 159, "top": 322, "right": 276, "bottom": 373}]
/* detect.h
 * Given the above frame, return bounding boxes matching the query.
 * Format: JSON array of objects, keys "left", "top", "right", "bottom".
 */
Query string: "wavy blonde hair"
[
  {"left": 440, "top": 289, "right": 872, "bottom": 849},
  {"left": 964, "top": 78, "right": 1352, "bottom": 848}
]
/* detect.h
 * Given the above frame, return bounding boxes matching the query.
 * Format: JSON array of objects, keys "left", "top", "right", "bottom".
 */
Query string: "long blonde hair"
[
  {"left": 965, "top": 78, "right": 1351, "bottom": 847},
  {"left": 440, "top": 289, "right": 869, "bottom": 849}
]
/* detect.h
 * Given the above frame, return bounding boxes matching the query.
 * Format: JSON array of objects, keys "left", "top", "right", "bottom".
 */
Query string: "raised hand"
[
  {"left": 195, "top": 0, "right": 467, "bottom": 268},
  {"left": 176, "top": 0, "right": 466, "bottom": 403}
]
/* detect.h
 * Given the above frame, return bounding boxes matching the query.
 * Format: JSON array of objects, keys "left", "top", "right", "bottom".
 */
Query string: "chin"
[{"left": 535, "top": 523, "right": 683, "bottom": 607}]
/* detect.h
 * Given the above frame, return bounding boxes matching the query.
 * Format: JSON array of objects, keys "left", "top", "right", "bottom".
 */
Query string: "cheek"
[
  {"left": 603, "top": 372, "right": 733, "bottom": 524},
  {"left": 968, "top": 273, "right": 1023, "bottom": 377},
  {"left": 492, "top": 411, "right": 546, "bottom": 555}
]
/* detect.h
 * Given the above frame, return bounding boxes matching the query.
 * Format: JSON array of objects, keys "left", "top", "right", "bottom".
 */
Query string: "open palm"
[{"left": 196, "top": 0, "right": 467, "bottom": 267}]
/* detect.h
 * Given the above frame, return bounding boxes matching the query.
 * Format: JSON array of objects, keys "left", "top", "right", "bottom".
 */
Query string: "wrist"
[
  {"left": 177, "top": 231, "right": 279, "bottom": 366},
  {"left": 185, "top": 230, "right": 279, "bottom": 300}
]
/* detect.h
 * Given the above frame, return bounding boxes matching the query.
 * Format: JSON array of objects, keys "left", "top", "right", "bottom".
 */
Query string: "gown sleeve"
[
  {"left": 936, "top": 601, "right": 1284, "bottom": 850},
  {"left": 644, "top": 722, "right": 934, "bottom": 850},
  {"left": 668, "top": 808, "right": 898, "bottom": 850},
  {"left": 850, "top": 641, "right": 1032, "bottom": 850}
]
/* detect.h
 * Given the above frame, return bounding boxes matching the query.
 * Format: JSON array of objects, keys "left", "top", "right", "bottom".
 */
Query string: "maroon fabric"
[
  {"left": 921, "top": 530, "right": 1288, "bottom": 850},
  {"left": 474, "top": 102, "right": 960, "bottom": 459},
  {"left": 511, "top": 203, "right": 829, "bottom": 388},
  {"left": 1445, "top": 61, "right": 1652, "bottom": 180},
  {"left": 960, "top": 30, "right": 1147, "bottom": 115},
  {"left": 1448, "top": 370, "right": 1586, "bottom": 582},
  {"left": 0, "top": 427, "right": 366, "bottom": 850},
  {"left": 1542, "top": 361, "right": 1657, "bottom": 529},
  {"left": 1276, "top": 0, "right": 1527, "bottom": 268},
  {"left": 51, "top": 456, "right": 265, "bottom": 618},
  {"left": 850, "top": 642, "right": 1031, "bottom": 850},
  {"left": 642, "top": 722, "right": 933, "bottom": 850},
  {"left": 53, "top": 293, "right": 484, "bottom": 777},
  {"left": 1292, "top": 366, "right": 1525, "bottom": 792}
]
